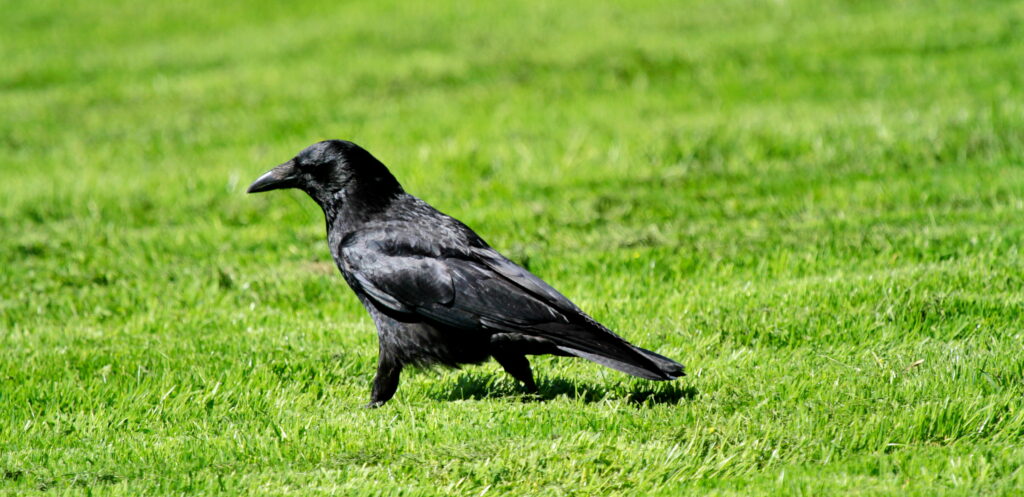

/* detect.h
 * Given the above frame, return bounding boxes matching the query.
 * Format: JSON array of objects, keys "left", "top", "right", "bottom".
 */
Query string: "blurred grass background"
[{"left": 2, "top": 0, "right": 1023, "bottom": 495}]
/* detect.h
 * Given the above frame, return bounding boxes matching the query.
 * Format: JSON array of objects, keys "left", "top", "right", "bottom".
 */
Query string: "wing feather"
[{"left": 340, "top": 229, "right": 670, "bottom": 379}]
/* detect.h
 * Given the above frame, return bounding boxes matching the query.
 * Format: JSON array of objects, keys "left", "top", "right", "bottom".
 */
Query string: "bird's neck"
[{"left": 318, "top": 179, "right": 405, "bottom": 234}]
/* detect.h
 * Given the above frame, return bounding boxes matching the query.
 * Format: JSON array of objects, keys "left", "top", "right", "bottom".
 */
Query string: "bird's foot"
[{"left": 363, "top": 400, "right": 387, "bottom": 409}]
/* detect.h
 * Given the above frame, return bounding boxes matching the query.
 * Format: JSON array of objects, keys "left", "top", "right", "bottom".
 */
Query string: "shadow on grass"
[{"left": 431, "top": 371, "right": 698, "bottom": 406}]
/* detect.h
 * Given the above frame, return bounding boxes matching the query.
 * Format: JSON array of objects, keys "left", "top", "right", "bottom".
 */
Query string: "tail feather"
[
  {"left": 634, "top": 346, "right": 685, "bottom": 379},
  {"left": 555, "top": 344, "right": 684, "bottom": 381},
  {"left": 555, "top": 346, "right": 669, "bottom": 380},
  {"left": 527, "top": 320, "right": 685, "bottom": 381}
]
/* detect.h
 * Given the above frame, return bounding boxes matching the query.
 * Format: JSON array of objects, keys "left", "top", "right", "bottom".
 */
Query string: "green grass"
[{"left": 2, "top": 0, "right": 1024, "bottom": 494}]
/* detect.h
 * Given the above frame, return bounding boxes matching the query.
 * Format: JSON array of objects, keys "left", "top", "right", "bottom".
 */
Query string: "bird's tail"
[
  {"left": 633, "top": 346, "right": 685, "bottom": 379},
  {"left": 553, "top": 342, "right": 685, "bottom": 381},
  {"left": 528, "top": 318, "right": 684, "bottom": 381}
]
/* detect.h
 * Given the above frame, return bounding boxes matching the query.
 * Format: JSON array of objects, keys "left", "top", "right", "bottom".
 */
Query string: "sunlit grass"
[{"left": 2, "top": 0, "right": 1023, "bottom": 495}]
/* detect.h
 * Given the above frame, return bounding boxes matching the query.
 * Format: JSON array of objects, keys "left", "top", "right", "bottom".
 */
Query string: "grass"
[{"left": 2, "top": 0, "right": 1024, "bottom": 494}]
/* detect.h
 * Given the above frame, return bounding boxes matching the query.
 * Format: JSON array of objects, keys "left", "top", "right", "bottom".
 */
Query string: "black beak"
[{"left": 247, "top": 160, "right": 299, "bottom": 193}]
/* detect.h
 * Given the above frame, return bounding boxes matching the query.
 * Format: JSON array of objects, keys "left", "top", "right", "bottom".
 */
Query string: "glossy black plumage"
[{"left": 247, "top": 140, "right": 684, "bottom": 407}]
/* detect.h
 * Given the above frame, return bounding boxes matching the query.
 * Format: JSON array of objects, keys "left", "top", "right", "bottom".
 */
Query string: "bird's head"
[{"left": 247, "top": 140, "right": 402, "bottom": 209}]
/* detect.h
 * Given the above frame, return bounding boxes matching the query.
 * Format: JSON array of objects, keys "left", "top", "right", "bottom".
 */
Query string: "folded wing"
[{"left": 340, "top": 230, "right": 682, "bottom": 380}]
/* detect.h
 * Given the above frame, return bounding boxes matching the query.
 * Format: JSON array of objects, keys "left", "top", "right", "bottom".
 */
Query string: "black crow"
[{"left": 247, "top": 140, "right": 684, "bottom": 407}]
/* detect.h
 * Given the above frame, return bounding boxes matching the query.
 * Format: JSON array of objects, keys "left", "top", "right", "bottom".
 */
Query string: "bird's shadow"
[{"left": 430, "top": 371, "right": 698, "bottom": 406}]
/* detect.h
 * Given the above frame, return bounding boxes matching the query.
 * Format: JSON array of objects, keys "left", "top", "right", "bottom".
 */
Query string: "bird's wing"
[
  {"left": 471, "top": 247, "right": 585, "bottom": 315},
  {"left": 341, "top": 233, "right": 564, "bottom": 330},
  {"left": 340, "top": 230, "right": 670, "bottom": 379}
]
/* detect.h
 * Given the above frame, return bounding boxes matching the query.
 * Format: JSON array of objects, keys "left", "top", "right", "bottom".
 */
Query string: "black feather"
[{"left": 248, "top": 140, "right": 685, "bottom": 407}]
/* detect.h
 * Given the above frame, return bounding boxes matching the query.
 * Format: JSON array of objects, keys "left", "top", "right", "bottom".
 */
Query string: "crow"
[{"left": 247, "top": 140, "right": 684, "bottom": 407}]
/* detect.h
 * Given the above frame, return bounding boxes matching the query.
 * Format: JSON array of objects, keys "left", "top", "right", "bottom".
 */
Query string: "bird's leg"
[
  {"left": 490, "top": 333, "right": 565, "bottom": 393},
  {"left": 492, "top": 352, "right": 538, "bottom": 393},
  {"left": 366, "top": 358, "right": 402, "bottom": 408}
]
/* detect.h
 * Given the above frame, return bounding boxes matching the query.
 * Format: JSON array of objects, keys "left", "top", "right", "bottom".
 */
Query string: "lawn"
[{"left": 2, "top": 0, "right": 1023, "bottom": 494}]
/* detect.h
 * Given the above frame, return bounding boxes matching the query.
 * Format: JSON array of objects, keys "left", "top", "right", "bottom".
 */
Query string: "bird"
[{"left": 247, "top": 140, "right": 684, "bottom": 407}]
